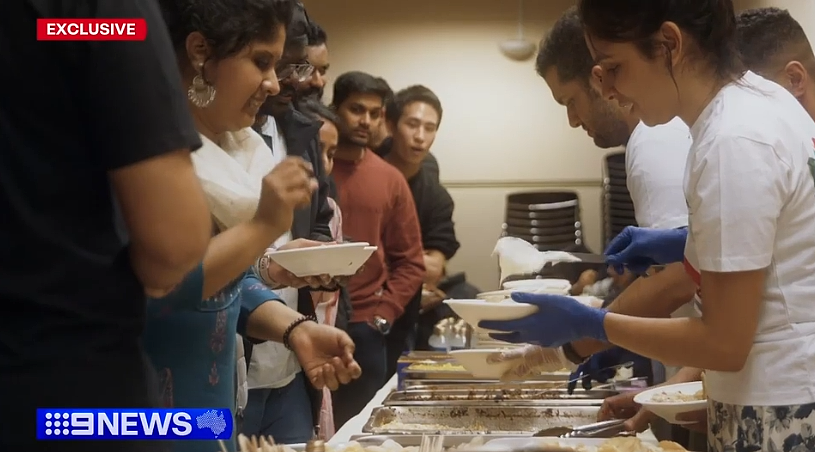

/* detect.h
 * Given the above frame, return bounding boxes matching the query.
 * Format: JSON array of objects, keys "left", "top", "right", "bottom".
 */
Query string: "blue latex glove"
[
  {"left": 567, "top": 347, "right": 635, "bottom": 394},
  {"left": 479, "top": 293, "right": 608, "bottom": 348},
  {"left": 604, "top": 226, "right": 688, "bottom": 274}
]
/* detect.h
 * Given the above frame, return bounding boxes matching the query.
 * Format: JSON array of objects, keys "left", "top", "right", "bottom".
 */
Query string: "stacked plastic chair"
[{"left": 602, "top": 152, "right": 637, "bottom": 246}]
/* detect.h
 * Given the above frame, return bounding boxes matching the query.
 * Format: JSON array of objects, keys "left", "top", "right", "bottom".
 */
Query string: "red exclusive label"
[{"left": 36, "top": 19, "right": 147, "bottom": 41}]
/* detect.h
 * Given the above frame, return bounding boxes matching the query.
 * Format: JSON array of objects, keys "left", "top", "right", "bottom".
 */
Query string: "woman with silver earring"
[{"left": 142, "top": 1, "right": 362, "bottom": 451}]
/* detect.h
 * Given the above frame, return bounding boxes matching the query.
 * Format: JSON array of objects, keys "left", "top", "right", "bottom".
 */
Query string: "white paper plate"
[
  {"left": 266, "top": 242, "right": 376, "bottom": 277},
  {"left": 449, "top": 348, "right": 517, "bottom": 379},
  {"left": 634, "top": 381, "right": 707, "bottom": 424},
  {"left": 502, "top": 278, "right": 571, "bottom": 293},
  {"left": 444, "top": 299, "right": 536, "bottom": 333}
]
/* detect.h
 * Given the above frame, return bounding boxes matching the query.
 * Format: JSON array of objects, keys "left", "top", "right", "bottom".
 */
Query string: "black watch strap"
[{"left": 562, "top": 342, "right": 588, "bottom": 365}]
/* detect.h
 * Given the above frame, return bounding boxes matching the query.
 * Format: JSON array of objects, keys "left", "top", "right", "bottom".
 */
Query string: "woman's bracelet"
[{"left": 282, "top": 315, "right": 317, "bottom": 351}]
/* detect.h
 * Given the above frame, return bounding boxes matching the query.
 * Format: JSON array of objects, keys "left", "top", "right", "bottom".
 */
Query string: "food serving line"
[{"left": 328, "top": 351, "right": 661, "bottom": 449}]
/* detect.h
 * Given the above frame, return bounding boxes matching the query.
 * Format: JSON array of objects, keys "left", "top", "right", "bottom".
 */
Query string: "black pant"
[
  {"left": 0, "top": 346, "right": 166, "bottom": 452},
  {"left": 385, "top": 291, "right": 421, "bottom": 378},
  {"left": 332, "top": 322, "right": 387, "bottom": 429}
]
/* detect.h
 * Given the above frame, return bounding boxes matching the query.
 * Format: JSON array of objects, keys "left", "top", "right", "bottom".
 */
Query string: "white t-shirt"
[
  {"left": 247, "top": 117, "right": 303, "bottom": 390},
  {"left": 683, "top": 71, "right": 815, "bottom": 406},
  {"left": 625, "top": 118, "right": 692, "bottom": 230}
]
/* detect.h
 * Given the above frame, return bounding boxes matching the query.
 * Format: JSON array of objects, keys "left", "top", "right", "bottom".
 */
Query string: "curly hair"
[
  {"left": 306, "top": 22, "right": 327, "bottom": 46},
  {"left": 736, "top": 7, "right": 815, "bottom": 76},
  {"left": 159, "top": 0, "right": 293, "bottom": 62},
  {"left": 536, "top": 6, "right": 593, "bottom": 86}
]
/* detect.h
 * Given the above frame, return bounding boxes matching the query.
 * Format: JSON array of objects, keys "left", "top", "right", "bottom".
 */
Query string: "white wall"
[{"left": 303, "top": 0, "right": 802, "bottom": 290}]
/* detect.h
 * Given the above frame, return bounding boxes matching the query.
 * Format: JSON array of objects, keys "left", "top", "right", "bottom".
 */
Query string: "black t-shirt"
[{"left": 0, "top": 1, "right": 199, "bottom": 446}]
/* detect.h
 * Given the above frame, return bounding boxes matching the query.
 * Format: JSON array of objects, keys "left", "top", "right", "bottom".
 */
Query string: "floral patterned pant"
[{"left": 708, "top": 399, "right": 815, "bottom": 452}]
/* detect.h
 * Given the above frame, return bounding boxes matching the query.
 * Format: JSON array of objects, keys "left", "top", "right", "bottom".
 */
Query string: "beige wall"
[{"left": 303, "top": 0, "right": 809, "bottom": 290}]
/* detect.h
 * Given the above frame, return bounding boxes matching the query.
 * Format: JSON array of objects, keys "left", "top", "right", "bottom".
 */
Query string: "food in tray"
[
  {"left": 328, "top": 437, "right": 488, "bottom": 452},
  {"left": 405, "top": 361, "right": 467, "bottom": 372},
  {"left": 649, "top": 389, "right": 704, "bottom": 403},
  {"left": 374, "top": 419, "right": 488, "bottom": 433}
]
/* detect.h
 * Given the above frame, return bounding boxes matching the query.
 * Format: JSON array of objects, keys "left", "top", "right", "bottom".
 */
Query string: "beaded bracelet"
[{"left": 282, "top": 315, "right": 317, "bottom": 350}]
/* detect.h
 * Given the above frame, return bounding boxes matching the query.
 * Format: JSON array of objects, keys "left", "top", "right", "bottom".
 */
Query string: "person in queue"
[
  {"left": 329, "top": 71, "right": 425, "bottom": 428},
  {"left": 382, "top": 85, "right": 481, "bottom": 354},
  {"left": 295, "top": 98, "right": 345, "bottom": 438},
  {"left": 240, "top": 1, "right": 348, "bottom": 442},
  {"left": 147, "top": 1, "right": 360, "bottom": 450},
  {"left": 297, "top": 21, "right": 330, "bottom": 102},
  {"left": 488, "top": 7, "right": 694, "bottom": 397},
  {"left": 0, "top": 1, "right": 213, "bottom": 451},
  {"left": 482, "top": 1, "right": 815, "bottom": 450}
]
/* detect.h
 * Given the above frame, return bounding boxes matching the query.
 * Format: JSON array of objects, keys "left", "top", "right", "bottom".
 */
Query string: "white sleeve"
[
  {"left": 626, "top": 136, "right": 690, "bottom": 229},
  {"left": 686, "top": 136, "right": 786, "bottom": 272}
]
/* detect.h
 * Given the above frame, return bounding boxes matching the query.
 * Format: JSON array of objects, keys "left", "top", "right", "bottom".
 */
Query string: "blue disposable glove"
[
  {"left": 567, "top": 346, "right": 636, "bottom": 394},
  {"left": 479, "top": 293, "right": 608, "bottom": 348},
  {"left": 604, "top": 226, "right": 688, "bottom": 274}
]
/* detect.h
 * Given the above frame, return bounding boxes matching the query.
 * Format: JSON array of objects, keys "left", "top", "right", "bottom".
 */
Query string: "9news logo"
[{"left": 37, "top": 408, "right": 233, "bottom": 440}]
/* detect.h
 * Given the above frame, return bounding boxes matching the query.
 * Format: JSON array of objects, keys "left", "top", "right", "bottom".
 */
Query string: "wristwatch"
[{"left": 372, "top": 316, "right": 391, "bottom": 335}]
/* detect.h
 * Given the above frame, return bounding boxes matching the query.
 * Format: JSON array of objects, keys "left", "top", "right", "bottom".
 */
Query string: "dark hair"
[
  {"left": 385, "top": 85, "right": 444, "bottom": 127},
  {"left": 284, "top": 0, "right": 309, "bottom": 47},
  {"left": 306, "top": 22, "right": 327, "bottom": 46},
  {"left": 536, "top": 7, "right": 594, "bottom": 86},
  {"left": 297, "top": 98, "right": 341, "bottom": 127},
  {"left": 331, "top": 71, "right": 390, "bottom": 107},
  {"left": 736, "top": 7, "right": 815, "bottom": 75},
  {"left": 376, "top": 77, "right": 394, "bottom": 104},
  {"left": 578, "top": 0, "right": 742, "bottom": 80},
  {"left": 160, "top": 0, "right": 293, "bottom": 62}
]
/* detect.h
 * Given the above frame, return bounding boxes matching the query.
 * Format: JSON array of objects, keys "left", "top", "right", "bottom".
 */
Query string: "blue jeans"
[
  {"left": 332, "top": 322, "right": 387, "bottom": 428},
  {"left": 241, "top": 372, "right": 314, "bottom": 444}
]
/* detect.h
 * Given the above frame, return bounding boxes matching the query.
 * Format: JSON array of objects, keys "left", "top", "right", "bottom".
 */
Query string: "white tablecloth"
[{"left": 329, "top": 374, "right": 659, "bottom": 445}]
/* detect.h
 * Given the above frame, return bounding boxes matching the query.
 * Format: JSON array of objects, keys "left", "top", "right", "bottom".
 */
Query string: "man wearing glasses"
[{"left": 241, "top": 0, "right": 344, "bottom": 442}]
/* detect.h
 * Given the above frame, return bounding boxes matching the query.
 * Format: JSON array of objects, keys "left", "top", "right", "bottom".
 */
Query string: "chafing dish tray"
[
  {"left": 362, "top": 406, "right": 600, "bottom": 435},
  {"left": 383, "top": 389, "right": 617, "bottom": 406},
  {"left": 402, "top": 381, "right": 573, "bottom": 391},
  {"left": 346, "top": 435, "right": 513, "bottom": 447}
]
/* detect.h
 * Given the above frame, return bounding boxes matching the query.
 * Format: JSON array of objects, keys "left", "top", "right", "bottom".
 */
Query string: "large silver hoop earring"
[{"left": 187, "top": 73, "right": 216, "bottom": 107}]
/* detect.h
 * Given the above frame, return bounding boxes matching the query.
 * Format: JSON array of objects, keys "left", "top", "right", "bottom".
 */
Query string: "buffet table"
[
  {"left": 329, "top": 373, "right": 660, "bottom": 445},
  {"left": 330, "top": 374, "right": 399, "bottom": 444}
]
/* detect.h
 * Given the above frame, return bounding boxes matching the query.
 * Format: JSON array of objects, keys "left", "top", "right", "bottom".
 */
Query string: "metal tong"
[{"left": 533, "top": 418, "right": 628, "bottom": 438}]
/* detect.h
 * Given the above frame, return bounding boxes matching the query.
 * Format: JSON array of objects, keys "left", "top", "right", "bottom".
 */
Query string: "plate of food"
[
  {"left": 443, "top": 299, "right": 536, "bottom": 333},
  {"left": 634, "top": 381, "right": 707, "bottom": 424}
]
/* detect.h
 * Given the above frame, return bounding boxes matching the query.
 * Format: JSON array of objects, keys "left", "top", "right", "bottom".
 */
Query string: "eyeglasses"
[{"left": 277, "top": 63, "right": 314, "bottom": 82}]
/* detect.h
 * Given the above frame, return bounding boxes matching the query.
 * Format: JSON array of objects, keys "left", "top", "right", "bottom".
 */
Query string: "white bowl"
[
  {"left": 444, "top": 299, "right": 537, "bottom": 332},
  {"left": 634, "top": 381, "right": 707, "bottom": 424},
  {"left": 449, "top": 348, "right": 518, "bottom": 379},
  {"left": 266, "top": 242, "right": 376, "bottom": 277},
  {"left": 502, "top": 278, "right": 571, "bottom": 294}
]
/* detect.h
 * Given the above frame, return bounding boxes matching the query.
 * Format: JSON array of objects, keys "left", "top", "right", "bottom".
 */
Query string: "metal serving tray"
[
  {"left": 402, "top": 380, "right": 574, "bottom": 391},
  {"left": 362, "top": 406, "right": 600, "bottom": 435},
  {"left": 345, "top": 435, "right": 521, "bottom": 447},
  {"left": 383, "top": 389, "right": 617, "bottom": 407}
]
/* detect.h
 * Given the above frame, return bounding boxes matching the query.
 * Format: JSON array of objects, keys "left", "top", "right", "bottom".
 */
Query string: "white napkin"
[{"left": 492, "top": 237, "right": 582, "bottom": 284}]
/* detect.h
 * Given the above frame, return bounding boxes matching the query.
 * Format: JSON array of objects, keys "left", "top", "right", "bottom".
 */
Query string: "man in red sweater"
[{"left": 329, "top": 71, "right": 425, "bottom": 427}]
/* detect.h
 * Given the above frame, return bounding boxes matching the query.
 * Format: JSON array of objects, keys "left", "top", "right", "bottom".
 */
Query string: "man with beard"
[
  {"left": 241, "top": 0, "right": 347, "bottom": 442},
  {"left": 329, "top": 71, "right": 425, "bottom": 428},
  {"left": 493, "top": 6, "right": 697, "bottom": 445},
  {"left": 296, "top": 21, "right": 330, "bottom": 102}
]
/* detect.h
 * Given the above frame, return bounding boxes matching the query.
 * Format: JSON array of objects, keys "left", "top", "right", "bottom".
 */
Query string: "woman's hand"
[
  {"left": 289, "top": 322, "right": 362, "bottom": 391},
  {"left": 479, "top": 293, "right": 608, "bottom": 347},
  {"left": 676, "top": 409, "right": 707, "bottom": 433},
  {"left": 598, "top": 390, "right": 656, "bottom": 433},
  {"left": 254, "top": 157, "right": 317, "bottom": 234},
  {"left": 262, "top": 239, "right": 334, "bottom": 288},
  {"left": 604, "top": 226, "right": 688, "bottom": 274}
]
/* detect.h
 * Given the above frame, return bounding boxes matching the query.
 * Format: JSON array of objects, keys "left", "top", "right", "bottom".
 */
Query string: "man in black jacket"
[
  {"left": 381, "top": 85, "right": 480, "bottom": 367},
  {"left": 241, "top": 0, "right": 349, "bottom": 442}
]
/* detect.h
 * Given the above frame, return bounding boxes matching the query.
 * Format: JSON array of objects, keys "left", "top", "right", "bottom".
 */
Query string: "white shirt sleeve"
[
  {"left": 625, "top": 122, "right": 690, "bottom": 229},
  {"left": 685, "top": 136, "right": 786, "bottom": 272}
]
